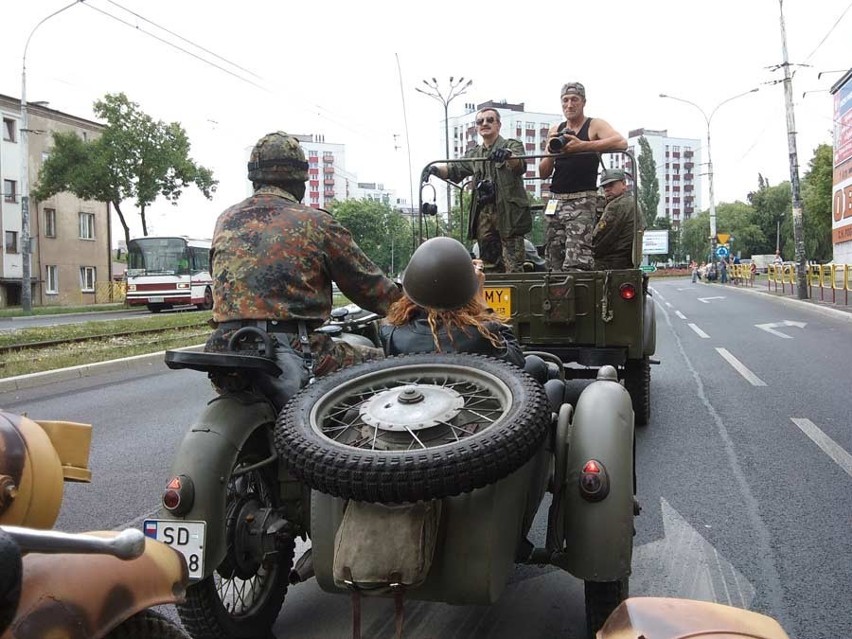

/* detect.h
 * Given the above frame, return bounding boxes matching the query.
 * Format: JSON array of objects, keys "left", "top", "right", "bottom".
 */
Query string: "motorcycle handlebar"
[{"left": 0, "top": 525, "right": 146, "bottom": 561}]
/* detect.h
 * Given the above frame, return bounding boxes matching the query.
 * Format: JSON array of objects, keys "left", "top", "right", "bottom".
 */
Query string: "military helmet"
[
  {"left": 403, "top": 237, "right": 480, "bottom": 311},
  {"left": 247, "top": 131, "right": 309, "bottom": 184}
]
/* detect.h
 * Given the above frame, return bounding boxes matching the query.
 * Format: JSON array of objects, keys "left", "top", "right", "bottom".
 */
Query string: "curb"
[
  {"left": 702, "top": 282, "right": 852, "bottom": 323},
  {"left": 0, "top": 344, "right": 205, "bottom": 394}
]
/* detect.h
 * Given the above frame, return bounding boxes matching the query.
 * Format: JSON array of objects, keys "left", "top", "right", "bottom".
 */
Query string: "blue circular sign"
[{"left": 715, "top": 245, "right": 729, "bottom": 258}]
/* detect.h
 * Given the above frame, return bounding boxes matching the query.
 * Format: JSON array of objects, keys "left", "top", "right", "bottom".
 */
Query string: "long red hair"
[{"left": 385, "top": 294, "right": 503, "bottom": 352}]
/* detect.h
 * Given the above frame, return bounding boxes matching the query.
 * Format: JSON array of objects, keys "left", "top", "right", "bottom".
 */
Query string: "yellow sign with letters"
[{"left": 484, "top": 287, "right": 511, "bottom": 319}]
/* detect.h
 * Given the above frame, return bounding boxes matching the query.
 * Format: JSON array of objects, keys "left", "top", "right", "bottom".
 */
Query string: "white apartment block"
[
  {"left": 293, "top": 134, "right": 351, "bottom": 209},
  {"left": 607, "top": 128, "right": 703, "bottom": 228},
  {"left": 447, "top": 100, "right": 563, "bottom": 201}
]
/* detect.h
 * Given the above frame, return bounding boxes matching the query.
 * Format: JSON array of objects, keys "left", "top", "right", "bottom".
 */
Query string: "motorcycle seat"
[{"left": 164, "top": 350, "right": 283, "bottom": 377}]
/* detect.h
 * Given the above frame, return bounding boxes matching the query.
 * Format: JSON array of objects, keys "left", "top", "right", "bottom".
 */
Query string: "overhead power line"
[{"left": 804, "top": 0, "right": 852, "bottom": 62}]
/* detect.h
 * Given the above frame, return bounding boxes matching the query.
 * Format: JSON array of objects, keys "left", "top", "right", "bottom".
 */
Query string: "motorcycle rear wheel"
[
  {"left": 177, "top": 429, "right": 293, "bottom": 639},
  {"left": 106, "top": 610, "right": 188, "bottom": 639}
]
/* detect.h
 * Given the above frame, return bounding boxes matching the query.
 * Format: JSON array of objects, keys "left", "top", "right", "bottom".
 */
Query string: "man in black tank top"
[{"left": 539, "top": 82, "right": 627, "bottom": 270}]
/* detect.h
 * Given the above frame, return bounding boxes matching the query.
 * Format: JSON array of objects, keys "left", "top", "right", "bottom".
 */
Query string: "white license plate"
[
  {"left": 144, "top": 519, "right": 205, "bottom": 580},
  {"left": 148, "top": 296, "right": 165, "bottom": 303}
]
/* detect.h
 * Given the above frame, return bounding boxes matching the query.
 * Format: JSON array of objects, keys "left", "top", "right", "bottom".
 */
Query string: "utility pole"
[
  {"left": 416, "top": 77, "right": 473, "bottom": 241},
  {"left": 778, "top": 0, "right": 808, "bottom": 300}
]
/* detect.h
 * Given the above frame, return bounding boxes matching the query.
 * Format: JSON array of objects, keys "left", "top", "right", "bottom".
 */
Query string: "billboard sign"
[{"left": 642, "top": 230, "right": 669, "bottom": 255}]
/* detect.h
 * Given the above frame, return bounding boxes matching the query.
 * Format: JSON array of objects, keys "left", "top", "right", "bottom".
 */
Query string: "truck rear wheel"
[{"left": 623, "top": 357, "right": 650, "bottom": 427}]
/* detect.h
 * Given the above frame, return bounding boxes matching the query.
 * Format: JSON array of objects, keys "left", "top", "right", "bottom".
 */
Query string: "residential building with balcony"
[
  {"left": 294, "top": 134, "right": 354, "bottom": 209},
  {"left": 607, "top": 128, "right": 703, "bottom": 228},
  {"left": 0, "top": 94, "right": 110, "bottom": 307}
]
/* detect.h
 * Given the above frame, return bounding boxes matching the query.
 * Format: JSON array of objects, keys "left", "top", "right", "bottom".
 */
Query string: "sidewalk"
[{"left": 0, "top": 344, "right": 204, "bottom": 394}]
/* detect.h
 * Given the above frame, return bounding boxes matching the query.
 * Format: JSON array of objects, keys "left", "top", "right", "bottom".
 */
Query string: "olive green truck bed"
[{"left": 484, "top": 268, "right": 656, "bottom": 425}]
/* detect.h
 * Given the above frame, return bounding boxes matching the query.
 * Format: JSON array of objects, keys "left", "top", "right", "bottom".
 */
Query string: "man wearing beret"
[
  {"left": 539, "top": 82, "right": 627, "bottom": 271},
  {"left": 593, "top": 168, "right": 642, "bottom": 270}
]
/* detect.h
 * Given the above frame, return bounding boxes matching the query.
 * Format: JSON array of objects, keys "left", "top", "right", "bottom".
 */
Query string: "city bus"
[{"left": 125, "top": 236, "right": 213, "bottom": 313}]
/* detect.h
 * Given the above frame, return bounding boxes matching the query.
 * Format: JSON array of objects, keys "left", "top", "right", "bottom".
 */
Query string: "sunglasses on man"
[{"left": 475, "top": 116, "right": 497, "bottom": 126}]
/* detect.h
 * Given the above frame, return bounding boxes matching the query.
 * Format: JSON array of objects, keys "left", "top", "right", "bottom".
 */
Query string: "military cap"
[{"left": 599, "top": 168, "right": 627, "bottom": 186}]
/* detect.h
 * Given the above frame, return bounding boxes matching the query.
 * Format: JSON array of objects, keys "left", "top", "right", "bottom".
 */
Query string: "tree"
[
  {"left": 801, "top": 144, "right": 833, "bottom": 262},
  {"left": 329, "top": 198, "right": 414, "bottom": 276},
  {"left": 33, "top": 92, "right": 217, "bottom": 249},
  {"left": 637, "top": 136, "right": 660, "bottom": 229},
  {"left": 747, "top": 176, "right": 791, "bottom": 257}
]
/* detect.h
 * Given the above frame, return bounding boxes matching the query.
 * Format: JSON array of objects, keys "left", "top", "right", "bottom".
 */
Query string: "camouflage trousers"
[
  {"left": 477, "top": 205, "right": 526, "bottom": 273},
  {"left": 544, "top": 194, "right": 602, "bottom": 271},
  {"left": 206, "top": 327, "right": 384, "bottom": 405}
]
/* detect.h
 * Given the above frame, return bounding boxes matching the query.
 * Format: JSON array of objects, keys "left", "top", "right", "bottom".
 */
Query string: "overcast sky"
[{"left": 2, "top": 0, "right": 849, "bottom": 242}]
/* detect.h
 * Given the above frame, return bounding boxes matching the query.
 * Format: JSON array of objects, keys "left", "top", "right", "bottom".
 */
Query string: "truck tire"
[
  {"left": 623, "top": 357, "right": 650, "bottom": 427},
  {"left": 584, "top": 577, "right": 628, "bottom": 638},
  {"left": 275, "top": 353, "right": 550, "bottom": 503}
]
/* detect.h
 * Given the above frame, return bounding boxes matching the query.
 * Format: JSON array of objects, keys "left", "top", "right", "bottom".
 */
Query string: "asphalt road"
[
  {"left": 0, "top": 306, "right": 195, "bottom": 332},
  {"left": 2, "top": 278, "right": 850, "bottom": 639}
]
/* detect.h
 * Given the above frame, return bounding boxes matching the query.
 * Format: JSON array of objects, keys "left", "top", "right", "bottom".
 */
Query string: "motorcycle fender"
[
  {"left": 158, "top": 394, "right": 277, "bottom": 576},
  {"left": 643, "top": 293, "right": 656, "bottom": 356},
  {"left": 559, "top": 377, "right": 634, "bottom": 581},
  {"left": 4, "top": 532, "right": 186, "bottom": 639}
]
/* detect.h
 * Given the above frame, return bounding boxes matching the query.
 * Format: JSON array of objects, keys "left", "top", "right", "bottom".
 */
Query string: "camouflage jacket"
[
  {"left": 593, "top": 192, "right": 640, "bottom": 270},
  {"left": 445, "top": 136, "right": 531, "bottom": 238},
  {"left": 211, "top": 186, "right": 400, "bottom": 322}
]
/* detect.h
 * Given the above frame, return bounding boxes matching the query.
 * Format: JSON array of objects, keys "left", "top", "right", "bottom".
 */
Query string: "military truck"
[{"left": 421, "top": 151, "right": 656, "bottom": 426}]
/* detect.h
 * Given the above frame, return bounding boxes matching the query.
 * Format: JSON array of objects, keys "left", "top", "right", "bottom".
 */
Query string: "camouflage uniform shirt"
[
  {"left": 211, "top": 185, "right": 400, "bottom": 322},
  {"left": 592, "top": 192, "right": 641, "bottom": 270}
]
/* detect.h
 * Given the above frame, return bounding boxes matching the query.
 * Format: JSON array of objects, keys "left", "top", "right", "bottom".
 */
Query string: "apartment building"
[
  {"left": 0, "top": 94, "right": 110, "bottom": 307},
  {"left": 292, "top": 134, "right": 352, "bottom": 209},
  {"left": 607, "top": 128, "right": 703, "bottom": 227},
  {"left": 446, "top": 100, "right": 563, "bottom": 202}
]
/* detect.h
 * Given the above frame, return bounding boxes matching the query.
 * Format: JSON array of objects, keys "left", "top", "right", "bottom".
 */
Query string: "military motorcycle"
[
  {"left": 0, "top": 410, "right": 188, "bottom": 639},
  {"left": 150, "top": 299, "right": 636, "bottom": 638}
]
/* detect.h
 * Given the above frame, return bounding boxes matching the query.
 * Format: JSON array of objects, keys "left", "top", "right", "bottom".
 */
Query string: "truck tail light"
[{"left": 619, "top": 283, "right": 637, "bottom": 300}]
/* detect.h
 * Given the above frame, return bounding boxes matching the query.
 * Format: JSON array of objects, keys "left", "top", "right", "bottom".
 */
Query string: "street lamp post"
[
  {"left": 415, "top": 77, "right": 472, "bottom": 240},
  {"left": 19, "top": 0, "right": 83, "bottom": 314},
  {"left": 659, "top": 89, "right": 758, "bottom": 265}
]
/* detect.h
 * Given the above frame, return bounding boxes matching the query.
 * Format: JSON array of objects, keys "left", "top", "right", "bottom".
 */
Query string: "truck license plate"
[
  {"left": 484, "top": 287, "right": 511, "bottom": 318},
  {"left": 144, "top": 519, "right": 205, "bottom": 580},
  {"left": 148, "top": 296, "right": 165, "bottom": 303}
]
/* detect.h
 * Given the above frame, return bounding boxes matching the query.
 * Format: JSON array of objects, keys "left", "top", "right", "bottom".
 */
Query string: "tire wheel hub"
[
  {"left": 220, "top": 494, "right": 263, "bottom": 580},
  {"left": 359, "top": 384, "right": 464, "bottom": 432}
]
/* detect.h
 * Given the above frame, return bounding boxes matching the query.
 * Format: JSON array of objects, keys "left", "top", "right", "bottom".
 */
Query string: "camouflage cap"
[
  {"left": 560, "top": 82, "right": 586, "bottom": 98},
  {"left": 247, "top": 131, "right": 309, "bottom": 184},
  {"left": 599, "top": 168, "right": 627, "bottom": 186}
]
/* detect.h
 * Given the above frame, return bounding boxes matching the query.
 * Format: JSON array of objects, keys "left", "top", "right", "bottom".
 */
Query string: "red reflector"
[
  {"left": 163, "top": 490, "right": 181, "bottom": 510},
  {"left": 619, "top": 283, "right": 636, "bottom": 300},
  {"left": 167, "top": 477, "right": 182, "bottom": 490},
  {"left": 582, "top": 460, "right": 601, "bottom": 474}
]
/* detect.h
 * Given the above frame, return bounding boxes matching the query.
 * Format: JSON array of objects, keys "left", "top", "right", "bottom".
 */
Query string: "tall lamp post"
[
  {"left": 415, "top": 77, "right": 472, "bottom": 240},
  {"left": 19, "top": 0, "right": 83, "bottom": 314},
  {"left": 659, "top": 88, "right": 758, "bottom": 265}
]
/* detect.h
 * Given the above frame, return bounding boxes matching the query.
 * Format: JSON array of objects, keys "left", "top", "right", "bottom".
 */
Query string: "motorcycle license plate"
[
  {"left": 483, "top": 287, "right": 511, "bottom": 318},
  {"left": 143, "top": 519, "right": 205, "bottom": 580}
]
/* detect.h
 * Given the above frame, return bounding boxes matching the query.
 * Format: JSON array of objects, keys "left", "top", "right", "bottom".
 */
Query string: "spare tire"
[{"left": 275, "top": 353, "right": 550, "bottom": 503}]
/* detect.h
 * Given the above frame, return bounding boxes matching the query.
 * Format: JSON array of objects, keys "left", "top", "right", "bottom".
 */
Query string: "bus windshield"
[{"left": 127, "top": 238, "right": 190, "bottom": 276}]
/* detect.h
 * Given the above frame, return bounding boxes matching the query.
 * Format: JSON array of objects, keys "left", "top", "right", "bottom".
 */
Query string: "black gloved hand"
[
  {"left": 490, "top": 148, "right": 512, "bottom": 163},
  {"left": 420, "top": 165, "right": 440, "bottom": 184}
]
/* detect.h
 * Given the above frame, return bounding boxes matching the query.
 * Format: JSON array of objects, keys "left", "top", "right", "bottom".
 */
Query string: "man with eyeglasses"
[
  {"left": 423, "top": 108, "right": 531, "bottom": 272},
  {"left": 539, "top": 82, "right": 627, "bottom": 271}
]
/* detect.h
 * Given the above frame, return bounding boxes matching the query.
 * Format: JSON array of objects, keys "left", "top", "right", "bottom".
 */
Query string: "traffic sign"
[
  {"left": 717, "top": 233, "right": 731, "bottom": 244},
  {"left": 640, "top": 264, "right": 657, "bottom": 273},
  {"left": 715, "top": 245, "right": 730, "bottom": 258}
]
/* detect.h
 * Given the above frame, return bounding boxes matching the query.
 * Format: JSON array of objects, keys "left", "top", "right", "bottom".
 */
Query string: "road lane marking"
[
  {"left": 665, "top": 301, "right": 673, "bottom": 307},
  {"left": 791, "top": 418, "right": 852, "bottom": 478},
  {"left": 755, "top": 320, "right": 807, "bottom": 339},
  {"left": 688, "top": 323, "right": 710, "bottom": 338},
  {"left": 699, "top": 296, "right": 726, "bottom": 303},
  {"left": 715, "top": 348, "right": 767, "bottom": 386},
  {"left": 676, "top": 311, "right": 687, "bottom": 320}
]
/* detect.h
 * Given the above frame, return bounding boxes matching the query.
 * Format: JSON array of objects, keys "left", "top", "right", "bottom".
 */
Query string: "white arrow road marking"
[
  {"left": 633, "top": 498, "right": 756, "bottom": 607},
  {"left": 755, "top": 321, "right": 807, "bottom": 339},
  {"left": 699, "top": 296, "right": 726, "bottom": 303},
  {"left": 688, "top": 323, "right": 710, "bottom": 338},
  {"left": 716, "top": 348, "right": 767, "bottom": 386},
  {"left": 676, "top": 311, "right": 687, "bottom": 320},
  {"left": 791, "top": 418, "right": 852, "bottom": 479}
]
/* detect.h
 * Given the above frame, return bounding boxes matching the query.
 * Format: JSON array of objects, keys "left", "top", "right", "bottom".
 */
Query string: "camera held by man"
[{"left": 547, "top": 130, "right": 577, "bottom": 153}]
